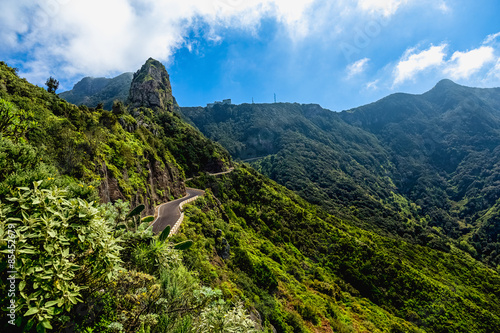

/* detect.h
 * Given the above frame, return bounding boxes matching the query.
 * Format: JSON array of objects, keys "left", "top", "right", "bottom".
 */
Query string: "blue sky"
[{"left": 1, "top": 0, "right": 499, "bottom": 111}]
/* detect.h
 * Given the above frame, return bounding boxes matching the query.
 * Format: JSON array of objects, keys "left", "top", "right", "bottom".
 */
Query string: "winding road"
[
  {"left": 185, "top": 167, "right": 235, "bottom": 181},
  {"left": 150, "top": 167, "right": 235, "bottom": 235},
  {"left": 151, "top": 188, "right": 205, "bottom": 234}
]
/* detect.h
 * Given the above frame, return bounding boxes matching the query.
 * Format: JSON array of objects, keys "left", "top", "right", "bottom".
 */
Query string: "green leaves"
[
  {"left": 126, "top": 204, "right": 145, "bottom": 219},
  {"left": 159, "top": 225, "right": 171, "bottom": 242},
  {"left": 24, "top": 307, "right": 39, "bottom": 316},
  {"left": 44, "top": 300, "right": 59, "bottom": 307},
  {"left": 0, "top": 182, "right": 122, "bottom": 330},
  {"left": 173, "top": 240, "right": 193, "bottom": 251},
  {"left": 141, "top": 215, "right": 155, "bottom": 223}
]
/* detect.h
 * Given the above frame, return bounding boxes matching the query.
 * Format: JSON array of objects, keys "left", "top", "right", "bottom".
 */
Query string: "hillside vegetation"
[
  {"left": 180, "top": 82, "right": 500, "bottom": 269},
  {"left": 59, "top": 72, "right": 133, "bottom": 110},
  {"left": 1, "top": 59, "right": 499, "bottom": 333},
  {"left": 183, "top": 167, "right": 500, "bottom": 333}
]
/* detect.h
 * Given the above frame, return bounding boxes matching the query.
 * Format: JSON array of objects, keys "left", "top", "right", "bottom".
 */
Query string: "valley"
[{"left": 0, "top": 59, "right": 499, "bottom": 333}]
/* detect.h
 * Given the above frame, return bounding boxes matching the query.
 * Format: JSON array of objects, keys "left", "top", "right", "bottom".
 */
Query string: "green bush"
[
  {"left": 0, "top": 98, "right": 36, "bottom": 141},
  {"left": 0, "top": 181, "right": 122, "bottom": 331},
  {"left": 193, "top": 300, "right": 257, "bottom": 333}
]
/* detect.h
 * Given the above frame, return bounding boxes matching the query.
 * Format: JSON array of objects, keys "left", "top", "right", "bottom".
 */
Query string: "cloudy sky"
[{"left": 1, "top": 0, "right": 499, "bottom": 110}]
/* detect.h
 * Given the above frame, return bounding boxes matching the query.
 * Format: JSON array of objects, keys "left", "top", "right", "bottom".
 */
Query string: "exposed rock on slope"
[{"left": 128, "top": 58, "right": 175, "bottom": 111}]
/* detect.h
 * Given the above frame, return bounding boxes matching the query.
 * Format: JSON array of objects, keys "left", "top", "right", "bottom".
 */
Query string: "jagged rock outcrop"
[
  {"left": 95, "top": 57, "right": 231, "bottom": 215},
  {"left": 128, "top": 58, "right": 175, "bottom": 111},
  {"left": 96, "top": 58, "right": 188, "bottom": 215}
]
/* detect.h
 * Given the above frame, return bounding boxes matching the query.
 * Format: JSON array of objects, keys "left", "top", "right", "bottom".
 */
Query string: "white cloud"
[
  {"left": 393, "top": 44, "right": 447, "bottom": 84},
  {"left": 0, "top": 0, "right": 317, "bottom": 84},
  {"left": 486, "top": 59, "right": 500, "bottom": 81},
  {"left": 365, "top": 79, "right": 379, "bottom": 90},
  {"left": 347, "top": 58, "right": 369, "bottom": 78},
  {"left": 438, "top": 1, "right": 450, "bottom": 12},
  {"left": 443, "top": 46, "right": 496, "bottom": 80},
  {"left": 357, "top": 0, "right": 408, "bottom": 17},
  {"left": 484, "top": 32, "right": 500, "bottom": 45},
  {"left": 0, "top": 0, "right": 466, "bottom": 91}
]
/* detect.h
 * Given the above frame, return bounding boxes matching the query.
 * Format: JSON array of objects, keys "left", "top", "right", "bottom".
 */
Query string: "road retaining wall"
[{"left": 170, "top": 195, "right": 202, "bottom": 235}]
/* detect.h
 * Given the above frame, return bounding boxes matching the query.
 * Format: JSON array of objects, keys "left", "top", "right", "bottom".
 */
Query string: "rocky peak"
[{"left": 128, "top": 58, "right": 175, "bottom": 111}]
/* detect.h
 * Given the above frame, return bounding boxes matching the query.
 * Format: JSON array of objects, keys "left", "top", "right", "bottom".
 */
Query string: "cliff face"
[
  {"left": 128, "top": 58, "right": 175, "bottom": 111},
  {"left": 94, "top": 58, "right": 188, "bottom": 215},
  {"left": 98, "top": 157, "right": 185, "bottom": 216}
]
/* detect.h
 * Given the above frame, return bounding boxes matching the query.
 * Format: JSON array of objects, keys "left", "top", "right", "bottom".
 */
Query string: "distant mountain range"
[
  {"left": 58, "top": 72, "right": 500, "bottom": 268},
  {"left": 59, "top": 72, "right": 133, "bottom": 110},
  {"left": 179, "top": 80, "right": 500, "bottom": 268},
  {"left": 6, "top": 58, "right": 498, "bottom": 332}
]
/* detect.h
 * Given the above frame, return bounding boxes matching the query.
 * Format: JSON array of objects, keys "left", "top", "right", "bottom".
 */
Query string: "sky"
[{"left": 1, "top": 0, "right": 500, "bottom": 111}]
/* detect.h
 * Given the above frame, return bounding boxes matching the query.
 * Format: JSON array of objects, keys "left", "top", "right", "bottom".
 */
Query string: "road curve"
[
  {"left": 151, "top": 188, "right": 205, "bottom": 234},
  {"left": 185, "top": 167, "right": 235, "bottom": 181}
]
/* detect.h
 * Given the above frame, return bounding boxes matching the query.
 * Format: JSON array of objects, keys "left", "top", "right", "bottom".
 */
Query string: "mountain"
[
  {"left": 340, "top": 80, "right": 500, "bottom": 266},
  {"left": 179, "top": 81, "right": 500, "bottom": 267},
  {"left": 128, "top": 58, "right": 176, "bottom": 111},
  {"left": 179, "top": 103, "right": 409, "bottom": 236},
  {"left": 59, "top": 72, "right": 133, "bottom": 109},
  {"left": 0, "top": 59, "right": 234, "bottom": 331},
  {"left": 3, "top": 60, "right": 500, "bottom": 333}
]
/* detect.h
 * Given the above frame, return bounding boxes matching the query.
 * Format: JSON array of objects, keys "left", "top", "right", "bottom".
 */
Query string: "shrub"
[
  {"left": 193, "top": 300, "right": 257, "bottom": 333},
  {"left": 0, "top": 98, "right": 36, "bottom": 141},
  {"left": 0, "top": 181, "right": 122, "bottom": 331}
]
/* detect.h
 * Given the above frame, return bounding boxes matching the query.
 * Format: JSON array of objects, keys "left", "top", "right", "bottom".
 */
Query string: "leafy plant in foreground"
[{"left": 0, "top": 181, "right": 122, "bottom": 332}]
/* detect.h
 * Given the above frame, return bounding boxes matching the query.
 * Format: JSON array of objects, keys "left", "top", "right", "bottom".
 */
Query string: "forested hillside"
[
  {"left": 179, "top": 82, "right": 500, "bottom": 269},
  {"left": 179, "top": 103, "right": 411, "bottom": 236},
  {"left": 0, "top": 60, "right": 235, "bottom": 332},
  {"left": 340, "top": 80, "right": 500, "bottom": 268},
  {"left": 3, "top": 58, "right": 499, "bottom": 333},
  {"left": 59, "top": 72, "right": 133, "bottom": 110},
  {"left": 182, "top": 167, "right": 500, "bottom": 333}
]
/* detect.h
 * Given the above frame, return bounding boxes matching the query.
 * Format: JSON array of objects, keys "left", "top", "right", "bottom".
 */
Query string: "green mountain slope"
[
  {"left": 0, "top": 59, "right": 234, "bottom": 332},
  {"left": 0, "top": 59, "right": 230, "bottom": 215},
  {"left": 59, "top": 72, "right": 133, "bottom": 110},
  {"left": 179, "top": 82, "right": 500, "bottom": 268},
  {"left": 340, "top": 80, "right": 500, "bottom": 267},
  {"left": 179, "top": 103, "right": 440, "bottom": 247},
  {"left": 182, "top": 167, "right": 500, "bottom": 333},
  {"left": 3, "top": 59, "right": 500, "bottom": 333}
]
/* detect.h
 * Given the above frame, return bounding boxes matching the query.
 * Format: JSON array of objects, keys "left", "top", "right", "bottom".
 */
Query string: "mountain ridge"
[
  {"left": 179, "top": 81, "right": 500, "bottom": 268},
  {"left": 2, "top": 60, "right": 500, "bottom": 332},
  {"left": 59, "top": 72, "right": 133, "bottom": 110}
]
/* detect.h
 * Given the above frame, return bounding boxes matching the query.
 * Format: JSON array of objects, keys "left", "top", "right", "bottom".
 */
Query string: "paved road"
[
  {"left": 240, "top": 156, "right": 270, "bottom": 162},
  {"left": 185, "top": 167, "right": 235, "bottom": 181},
  {"left": 151, "top": 188, "right": 205, "bottom": 234}
]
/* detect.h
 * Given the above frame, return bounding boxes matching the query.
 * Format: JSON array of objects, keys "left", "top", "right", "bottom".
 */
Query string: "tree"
[
  {"left": 112, "top": 100, "right": 126, "bottom": 116},
  {"left": 45, "top": 76, "right": 59, "bottom": 93},
  {"left": 0, "top": 98, "right": 36, "bottom": 141}
]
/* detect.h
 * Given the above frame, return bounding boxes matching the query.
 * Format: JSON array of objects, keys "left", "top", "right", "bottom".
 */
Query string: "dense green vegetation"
[
  {"left": 0, "top": 61, "right": 230, "bottom": 215},
  {"left": 179, "top": 103, "right": 445, "bottom": 250},
  {"left": 340, "top": 80, "right": 500, "bottom": 267},
  {"left": 59, "top": 73, "right": 133, "bottom": 110},
  {"left": 183, "top": 167, "right": 500, "bottom": 332},
  {"left": 2, "top": 59, "right": 500, "bottom": 333},
  {"left": 180, "top": 83, "right": 500, "bottom": 269},
  {"left": 0, "top": 60, "right": 241, "bottom": 332}
]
